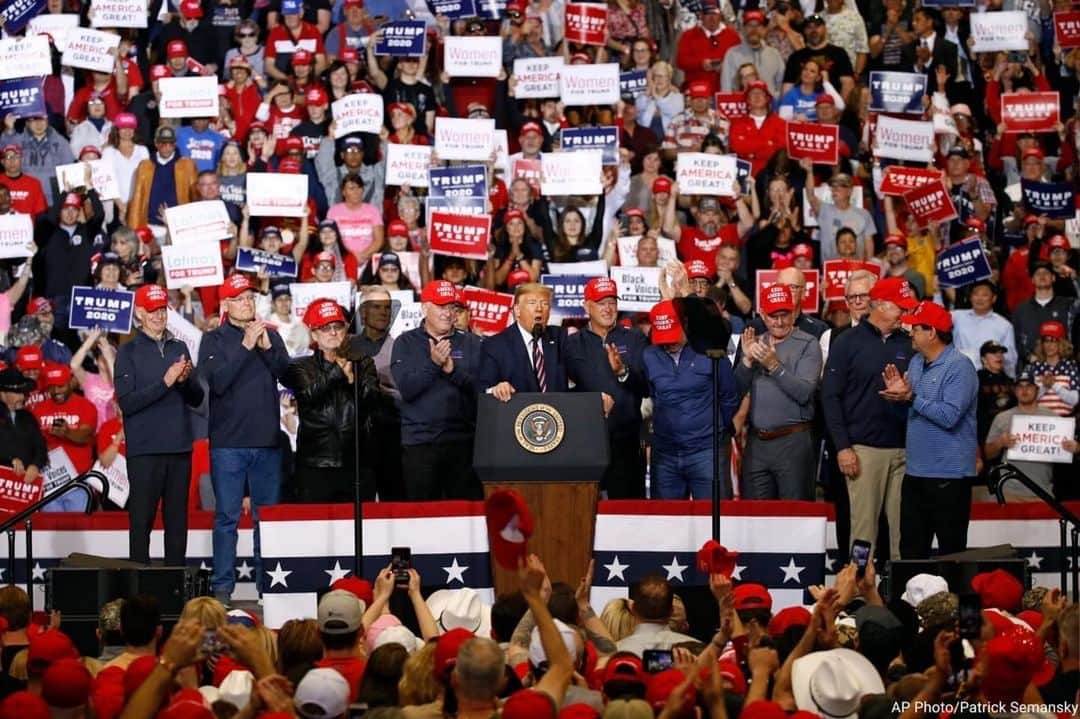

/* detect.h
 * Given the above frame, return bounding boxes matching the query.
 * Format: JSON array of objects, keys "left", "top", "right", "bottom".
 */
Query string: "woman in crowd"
[
  {"left": 1026, "top": 321, "right": 1079, "bottom": 417},
  {"left": 101, "top": 113, "right": 149, "bottom": 224}
]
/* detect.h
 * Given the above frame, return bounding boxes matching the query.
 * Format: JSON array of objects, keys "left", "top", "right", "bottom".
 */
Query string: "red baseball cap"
[
  {"left": 292, "top": 49, "right": 313, "bottom": 66},
  {"left": 868, "top": 276, "right": 918, "bottom": 310},
  {"left": 504, "top": 208, "right": 525, "bottom": 224},
  {"left": 434, "top": 627, "right": 475, "bottom": 680},
  {"left": 687, "top": 81, "right": 711, "bottom": 99},
  {"left": 646, "top": 669, "right": 695, "bottom": 712},
  {"left": 166, "top": 40, "right": 188, "bottom": 58},
  {"left": 652, "top": 176, "right": 672, "bottom": 194},
  {"left": 340, "top": 47, "right": 361, "bottom": 63},
  {"left": 278, "top": 158, "right": 303, "bottom": 174},
  {"left": 982, "top": 630, "right": 1052, "bottom": 703},
  {"left": 388, "top": 101, "right": 416, "bottom": 118},
  {"left": 742, "top": 8, "right": 766, "bottom": 23},
  {"left": 41, "top": 658, "right": 92, "bottom": 709},
  {"left": 902, "top": 300, "right": 952, "bottom": 333},
  {"left": 219, "top": 274, "right": 254, "bottom": 300},
  {"left": 732, "top": 583, "right": 772, "bottom": 611},
  {"left": 15, "top": 345, "right": 44, "bottom": 371},
  {"left": 302, "top": 298, "right": 346, "bottom": 329},
  {"left": 78, "top": 145, "right": 101, "bottom": 161},
  {"left": 179, "top": 0, "right": 203, "bottom": 18},
  {"left": 330, "top": 577, "right": 374, "bottom": 606},
  {"left": 884, "top": 233, "right": 907, "bottom": 249},
  {"left": 421, "top": 280, "right": 458, "bottom": 306},
  {"left": 767, "top": 606, "right": 811, "bottom": 637},
  {"left": 0, "top": 692, "right": 49, "bottom": 719},
  {"left": 625, "top": 208, "right": 645, "bottom": 220},
  {"left": 27, "top": 630, "right": 78, "bottom": 677},
  {"left": 62, "top": 192, "right": 83, "bottom": 209},
  {"left": 1039, "top": 320, "right": 1067, "bottom": 339},
  {"left": 696, "top": 539, "right": 737, "bottom": 577},
  {"left": 1046, "top": 234, "right": 1070, "bottom": 250},
  {"left": 278, "top": 135, "right": 304, "bottom": 156},
  {"left": 791, "top": 243, "right": 813, "bottom": 259},
  {"left": 714, "top": 661, "right": 747, "bottom": 695},
  {"left": 815, "top": 93, "right": 835, "bottom": 106},
  {"left": 507, "top": 269, "right": 531, "bottom": 289},
  {"left": 387, "top": 219, "right": 409, "bottom": 237},
  {"left": 135, "top": 284, "right": 169, "bottom": 312},
  {"left": 1, "top": 144, "right": 20, "bottom": 156},
  {"left": 134, "top": 225, "right": 154, "bottom": 245},
  {"left": 305, "top": 86, "right": 329, "bottom": 107},
  {"left": 158, "top": 693, "right": 213, "bottom": 719},
  {"left": 741, "top": 701, "right": 788, "bottom": 719},
  {"left": 601, "top": 654, "right": 646, "bottom": 689},
  {"left": 971, "top": 569, "right": 1023, "bottom": 612},
  {"left": 314, "top": 250, "right": 336, "bottom": 268},
  {"left": 685, "top": 259, "right": 711, "bottom": 280},
  {"left": 761, "top": 284, "right": 795, "bottom": 315},
  {"left": 519, "top": 121, "right": 543, "bottom": 138},
  {"left": 1021, "top": 147, "right": 1045, "bottom": 162},
  {"left": 485, "top": 489, "right": 534, "bottom": 570},
  {"left": 501, "top": 690, "right": 555, "bottom": 719},
  {"left": 114, "top": 112, "right": 138, "bottom": 129},
  {"left": 584, "top": 277, "right": 617, "bottom": 303},
  {"left": 42, "top": 363, "right": 72, "bottom": 388},
  {"left": 964, "top": 216, "right": 986, "bottom": 233},
  {"left": 744, "top": 80, "right": 771, "bottom": 98},
  {"left": 649, "top": 300, "right": 682, "bottom": 345},
  {"left": 28, "top": 296, "right": 52, "bottom": 314}
]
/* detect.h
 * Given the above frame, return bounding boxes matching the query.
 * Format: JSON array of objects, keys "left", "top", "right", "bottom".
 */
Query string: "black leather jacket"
[{"left": 283, "top": 349, "right": 378, "bottom": 468}]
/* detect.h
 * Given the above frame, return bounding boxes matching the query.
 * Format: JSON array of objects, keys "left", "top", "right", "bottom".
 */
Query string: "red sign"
[
  {"left": 564, "top": 3, "right": 607, "bottom": 46},
  {"left": 903, "top": 180, "right": 958, "bottom": 228},
  {"left": 755, "top": 269, "right": 820, "bottom": 314},
  {"left": 0, "top": 466, "right": 43, "bottom": 516},
  {"left": 513, "top": 158, "right": 541, "bottom": 194},
  {"left": 1054, "top": 11, "right": 1080, "bottom": 49},
  {"left": 785, "top": 123, "right": 839, "bottom": 165},
  {"left": 461, "top": 286, "right": 514, "bottom": 335},
  {"left": 429, "top": 211, "right": 492, "bottom": 260},
  {"left": 880, "top": 166, "right": 942, "bottom": 197},
  {"left": 714, "top": 92, "right": 748, "bottom": 119},
  {"left": 1001, "top": 92, "right": 1060, "bottom": 134},
  {"left": 822, "top": 260, "right": 884, "bottom": 301}
]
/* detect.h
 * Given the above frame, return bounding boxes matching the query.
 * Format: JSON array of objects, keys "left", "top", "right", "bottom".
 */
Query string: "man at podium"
[{"left": 480, "top": 283, "right": 570, "bottom": 400}]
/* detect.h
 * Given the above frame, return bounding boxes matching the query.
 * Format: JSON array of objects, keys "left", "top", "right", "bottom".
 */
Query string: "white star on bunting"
[
  {"left": 1025, "top": 551, "right": 1043, "bottom": 570},
  {"left": 236, "top": 561, "right": 254, "bottom": 580},
  {"left": 662, "top": 556, "right": 688, "bottom": 582},
  {"left": 730, "top": 564, "right": 747, "bottom": 581},
  {"left": 779, "top": 557, "right": 805, "bottom": 584},
  {"left": 31, "top": 563, "right": 46, "bottom": 582},
  {"left": 442, "top": 558, "right": 468, "bottom": 584},
  {"left": 267, "top": 562, "right": 292, "bottom": 588},
  {"left": 325, "top": 560, "right": 351, "bottom": 584},
  {"left": 604, "top": 556, "right": 629, "bottom": 581}
]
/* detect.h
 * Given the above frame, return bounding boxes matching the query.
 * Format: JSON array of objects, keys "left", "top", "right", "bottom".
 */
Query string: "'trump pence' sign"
[{"left": 1006, "top": 415, "right": 1076, "bottom": 464}]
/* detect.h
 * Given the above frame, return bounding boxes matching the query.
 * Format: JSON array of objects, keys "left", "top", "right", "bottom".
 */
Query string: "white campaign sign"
[
  {"left": 0, "top": 214, "right": 35, "bottom": 259},
  {"left": 91, "top": 0, "right": 148, "bottom": 28},
  {"left": 541, "top": 150, "right": 602, "bottom": 195},
  {"left": 26, "top": 14, "right": 81, "bottom": 52},
  {"left": 55, "top": 160, "right": 121, "bottom": 200},
  {"left": 609, "top": 266, "right": 661, "bottom": 312},
  {"left": 161, "top": 243, "right": 225, "bottom": 289},
  {"left": 0, "top": 36, "right": 52, "bottom": 80},
  {"left": 62, "top": 28, "right": 122, "bottom": 73},
  {"left": 159, "top": 76, "right": 220, "bottom": 119},
  {"left": 616, "top": 236, "right": 677, "bottom": 266},
  {"left": 332, "top": 93, "right": 384, "bottom": 136},
  {"left": 166, "top": 308, "right": 202, "bottom": 364},
  {"left": 389, "top": 301, "right": 424, "bottom": 338},
  {"left": 164, "top": 200, "right": 233, "bottom": 244},
  {"left": 444, "top": 36, "right": 502, "bottom": 78},
  {"left": 547, "top": 259, "right": 608, "bottom": 276},
  {"left": 44, "top": 447, "right": 78, "bottom": 494},
  {"left": 1006, "top": 415, "right": 1076, "bottom": 464},
  {"left": 434, "top": 117, "right": 496, "bottom": 162},
  {"left": 91, "top": 455, "right": 129, "bottom": 507},
  {"left": 247, "top": 173, "right": 309, "bottom": 217},
  {"left": 560, "top": 63, "right": 620, "bottom": 105},
  {"left": 874, "top": 115, "right": 935, "bottom": 163},
  {"left": 289, "top": 281, "right": 353, "bottom": 319},
  {"left": 971, "top": 12, "right": 1030, "bottom": 52},
  {"left": 385, "top": 143, "right": 432, "bottom": 187},
  {"left": 513, "top": 56, "right": 563, "bottom": 98},
  {"left": 675, "top": 153, "right": 738, "bottom": 196},
  {"left": 492, "top": 129, "right": 509, "bottom": 178}
]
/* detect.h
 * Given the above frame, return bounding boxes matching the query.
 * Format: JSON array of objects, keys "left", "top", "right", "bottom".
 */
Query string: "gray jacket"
[
  {"left": 314, "top": 136, "right": 386, "bottom": 208},
  {"left": 3, "top": 128, "right": 76, "bottom": 206}
]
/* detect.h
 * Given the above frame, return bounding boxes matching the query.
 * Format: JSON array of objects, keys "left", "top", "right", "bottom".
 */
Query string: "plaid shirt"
[{"left": 662, "top": 109, "right": 727, "bottom": 151}]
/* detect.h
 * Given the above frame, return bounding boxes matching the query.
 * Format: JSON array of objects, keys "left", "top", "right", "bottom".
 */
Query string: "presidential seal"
[{"left": 514, "top": 403, "right": 565, "bottom": 454}]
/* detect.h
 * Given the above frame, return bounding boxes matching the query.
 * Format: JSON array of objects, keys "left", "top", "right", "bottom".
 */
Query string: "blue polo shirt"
[{"left": 905, "top": 343, "right": 978, "bottom": 479}]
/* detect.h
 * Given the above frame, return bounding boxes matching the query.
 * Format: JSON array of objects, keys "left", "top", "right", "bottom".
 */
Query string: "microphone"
[{"left": 531, "top": 322, "right": 544, "bottom": 340}]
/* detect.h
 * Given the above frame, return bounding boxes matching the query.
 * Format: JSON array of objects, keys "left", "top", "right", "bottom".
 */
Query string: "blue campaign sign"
[
  {"left": 0, "top": 0, "right": 46, "bottom": 34},
  {"left": 1021, "top": 180, "right": 1075, "bottom": 220},
  {"left": 936, "top": 238, "right": 992, "bottom": 290},
  {"left": 921, "top": 0, "right": 974, "bottom": 6},
  {"left": 68, "top": 286, "right": 135, "bottom": 334},
  {"left": 620, "top": 70, "right": 647, "bottom": 99},
  {"left": 0, "top": 77, "right": 46, "bottom": 120},
  {"left": 431, "top": 0, "right": 477, "bottom": 18},
  {"left": 375, "top": 21, "right": 427, "bottom": 56},
  {"left": 236, "top": 248, "right": 298, "bottom": 278},
  {"left": 561, "top": 126, "right": 619, "bottom": 165},
  {"left": 541, "top": 274, "right": 589, "bottom": 319},
  {"left": 475, "top": 0, "right": 507, "bottom": 18},
  {"left": 429, "top": 164, "right": 487, "bottom": 200},
  {"left": 869, "top": 72, "right": 927, "bottom": 115}
]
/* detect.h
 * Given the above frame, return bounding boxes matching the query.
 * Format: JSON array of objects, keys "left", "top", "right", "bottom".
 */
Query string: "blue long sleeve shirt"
[
  {"left": 905, "top": 343, "right": 979, "bottom": 479},
  {"left": 643, "top": 344, "right": 738, "bottom": 453}
]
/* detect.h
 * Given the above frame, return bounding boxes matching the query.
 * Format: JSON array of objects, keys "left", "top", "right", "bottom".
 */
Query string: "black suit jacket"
[
  {"left": 902, "top": 34, "right": 960, "bottom": 94},
  {"left": 479, "top": 324, "right": 569, "bottom": 394}
]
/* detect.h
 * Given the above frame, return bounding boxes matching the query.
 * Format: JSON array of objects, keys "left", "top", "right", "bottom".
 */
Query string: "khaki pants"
[{"left": 846, "top": 445, "right": 906, "bottom": 560}]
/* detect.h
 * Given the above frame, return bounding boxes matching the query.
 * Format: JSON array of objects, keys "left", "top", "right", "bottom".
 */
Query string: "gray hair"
[
  {"left": 844, "top": 269, "right": 878, "bottom": 293},
  {"left": 453, "top": 638, "right": 504, "bottom": 702}
]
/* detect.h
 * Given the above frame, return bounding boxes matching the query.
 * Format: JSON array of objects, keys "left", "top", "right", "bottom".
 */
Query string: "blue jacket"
[
  {"left": 115, "top": 331, "right": 204, "bottom": 456},
  {"left": 905, "top": 343, "right": 978, "bottom": 479},
  {"left": 198, "top": 321, "right": 290, "bottom": 448},
  {"left": 643, "top": 344, "right": 738, "bottom": 453},
  {"left": 391, "top": 324, "right": 484, "bottom": 446},
  {"left": 565, "top": 325, "right": 648, "bottom": 439},
  {"left": 478, "top": 324, "right": 569, "bottom": 394}
]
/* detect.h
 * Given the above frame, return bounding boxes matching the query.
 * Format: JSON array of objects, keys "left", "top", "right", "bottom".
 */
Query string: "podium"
[{"left": 474, "top": 392, "right": 609, "bottom": 595}]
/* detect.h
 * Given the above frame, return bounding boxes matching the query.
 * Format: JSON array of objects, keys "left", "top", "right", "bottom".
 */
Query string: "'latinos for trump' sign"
[
  {"left": 675, "top": 153, "right": 738, "bottom": 196},
  {"left": 560, "top": 64, "right": 620, "bottom": 106},
  {"left": 374, "top": 21, "right": 426, "bottom": 56},
  {"left": 1006, "top": 415, "right": 1076, "bottom": 464},
  {"left": 561, "top": 126, "right": 618, "bottom": 165},
  {"left": 159, "top": 76, "right": 219, "bottom": 118},
  {"left": 971, "top": 11, "right": 1029, "bottom": 51},
  {"left": 1055, "top": 11, "right": 1080, "bottom": 48},
  {"left": 514, "top": 57, "right": 563, "bottom": 98},
  {"left": 874, "top": 115, "right": 935, "bottom": 163},
  {"left": 332, "top": 93, "right": 384, "bottom": 136},
  {"left": 68, "top": 286, "right": 134, "bottom": 333},
  {"left": 462, "top": 286, "right": 514, "bottom": 334},
  {"left": 869, "top": 72, "right": 926, "bottom": 115},
  {"left": 821, "top": 260, "right": 882, "bottom": 301},
  {"left": 435, "top": 118, "right": 495, "bottom": 162},
  {"left": 428, "top": 212, "right": 491, "bottom": 260},
  {"left": 756, "top": 270, "right": 819, "bottom": 314},
  {"left": 164, "top": 200, "right": 233, "bottom": 243},
  {"left": 936, "top": 237, "right": 992, "bottom": 289},
  {"left": 1021, "top": 180, "right": 1074, "bottom": 219},
  {"left": 903, "top": 179, "right": 957, "bottom": 228},
  {"left": 1001, "top": 92, "right": 1060, "bottom": 134},
  {"left": 785, "top": 123, "right": 839, "bottom": 165},
  {"left": 564, "top": 2, "right": 607, "bottom": 45},
  {"left": 444, "top": 36, "right": 502, "bottom": 78},
  {"left": 161, "top": 243, "right": 225, "bottom": 289},
  {"left": 880, "top": 166, "right": 941, "bottom": 197}
]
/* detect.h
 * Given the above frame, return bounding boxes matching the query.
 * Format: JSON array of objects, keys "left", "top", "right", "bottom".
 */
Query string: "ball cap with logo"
[
  {"left": 761, "top": 284, "right": 795, "bottom": 315},
  {"left": 649, "top": 300, "right": 682, "bottom": 345},
  {"left": 685, "top": 259, "right": 711, "bottom": 280},
  {"left": 42, "top": 363, "right": 72, "bottom": 388},
  {"left": 317, "top": 589, "right": 365, "bottom": 635},
  {"left": 421, "top": 280, "right": 458, "bottom": 306},
  {"left": 485, "top": 489, "right": 534, "bottom": 570},
  {"left": 584, "top": 277, "right": 617, "bottom": 303},
  {"left": 901, "top": 300, "right": 952, "bottom": 333},
  {"left": 302, "top": 299, "right": 346, "bottom": 329},
  {"left": 135, "top": 284, "right": 169, "bottom": 313},
  {"left": 220, "top": 274, "right": 254, "bottom": 300},
  {"left": 868, "top": 277, "right": 917, "bottom": 310},
  {"left": 294, "top": 668, "right": 349, "bottom": 719}
]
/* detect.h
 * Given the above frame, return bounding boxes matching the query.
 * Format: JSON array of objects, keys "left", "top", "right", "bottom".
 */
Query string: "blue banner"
[
  {"left": 236, "top": 248, "right": 298, "bottom": 278},
  {"left": 540, "top": 274, "right": 588, "bottom": 319},
  {"left": 869, "top": 72, "right": 927, "bottom": 115},
  {"left": 1021, "top": 180, "right": 1074, "bottom": 220},
  {"left": 0, "top": 77, "right": 46, "bottom": 120},
  {"left": 936, "top": 237, "right": 992, "bottom": 290},
  {"left": 0, "top": 0, "right": 46, "bottom": 34},
  {"left": 620, "top": 70, "right": 647, "bottom": 100},
  {"left": 429, "top": 164, "right": 487, "bottom": 200},
  {"left": 475, "top": 0, "right": 506, "bottom": 18},
  {"left": 431, "top": 0, "right": 476, "bottom": 18},
  {"left": 374, "top": 21, "right": 427, "bottom": 56},
  {"left": 920, "top": 0, "right": 974, "bottom": 7},
  {"left": 68, "top": 286, "right": 135, "bottom": 334},
  {"left": 560, "top": 126, "right": 618, "bottom": 165}
]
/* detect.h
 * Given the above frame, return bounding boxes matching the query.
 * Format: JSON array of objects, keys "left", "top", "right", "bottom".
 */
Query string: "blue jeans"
[
  {"left": 210, "top": 447, "right": 282, "bottom": 596},
  {"left": 651, "top": 445, "right": 730, "bottom": 500},
  {"left": 41, "top": 486, "right": 90, "bottom": 512}
]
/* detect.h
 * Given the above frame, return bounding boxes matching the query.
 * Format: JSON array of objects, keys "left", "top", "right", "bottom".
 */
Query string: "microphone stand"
[{"left": 351, "top": 316, "right": 363, "bottom": 575}]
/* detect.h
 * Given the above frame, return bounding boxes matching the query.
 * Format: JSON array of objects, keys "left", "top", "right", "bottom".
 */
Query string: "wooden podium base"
[{"left": 483, "top": 481, "right": 598, "bottom": 597}]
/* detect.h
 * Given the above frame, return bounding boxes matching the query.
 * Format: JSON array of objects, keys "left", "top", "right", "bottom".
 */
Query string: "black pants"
[
  {"left": 604, "top": 433, "right": 646, "bottom": 499},
  {"left": 127, "top": 453, "right": 192, "bottom": 566},
  {"left": 900, "top": 475, "right": 972, "bottom": 559},
  {"left": 293, "top": 465, "right": 365, "bottom": 503},
  {"left": 371, "top": 421, "right": 405, "bottom": 501},
  {"left": 402, "top": 441, "right": 481, "bottom": 501}
]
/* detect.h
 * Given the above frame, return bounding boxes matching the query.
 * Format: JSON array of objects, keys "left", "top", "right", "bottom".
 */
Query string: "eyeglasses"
[
  {"left": 317, "top": 322, "right": 346, "bottom": 334},
  {"left": 238, "top": 31, "right": 257, "bottom": 38},
  {"left": 844, "top": 293, "right": 870, "bottom": 302},
  {"left": 1041, "top": 337, "right": 1060, "bottom": 342},
  {"left": 780, "top": 283, "right": 805, "bottom": 291}
]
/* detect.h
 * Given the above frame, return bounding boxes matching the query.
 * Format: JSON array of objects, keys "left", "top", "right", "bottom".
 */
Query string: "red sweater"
[
  {"left": 675, "top": 25, "right": 741, "bottom": 95},
  {"left": 728, "top": 113, "right": 788, "bottom": 175},
  {"left": 0, "top": 173, "right": 48, "bottom": 217}
]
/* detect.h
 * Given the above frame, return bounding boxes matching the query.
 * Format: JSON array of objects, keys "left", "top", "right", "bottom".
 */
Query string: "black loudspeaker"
[{"left": 886, "top": 547, "right": 1028, "bottom": 604}]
